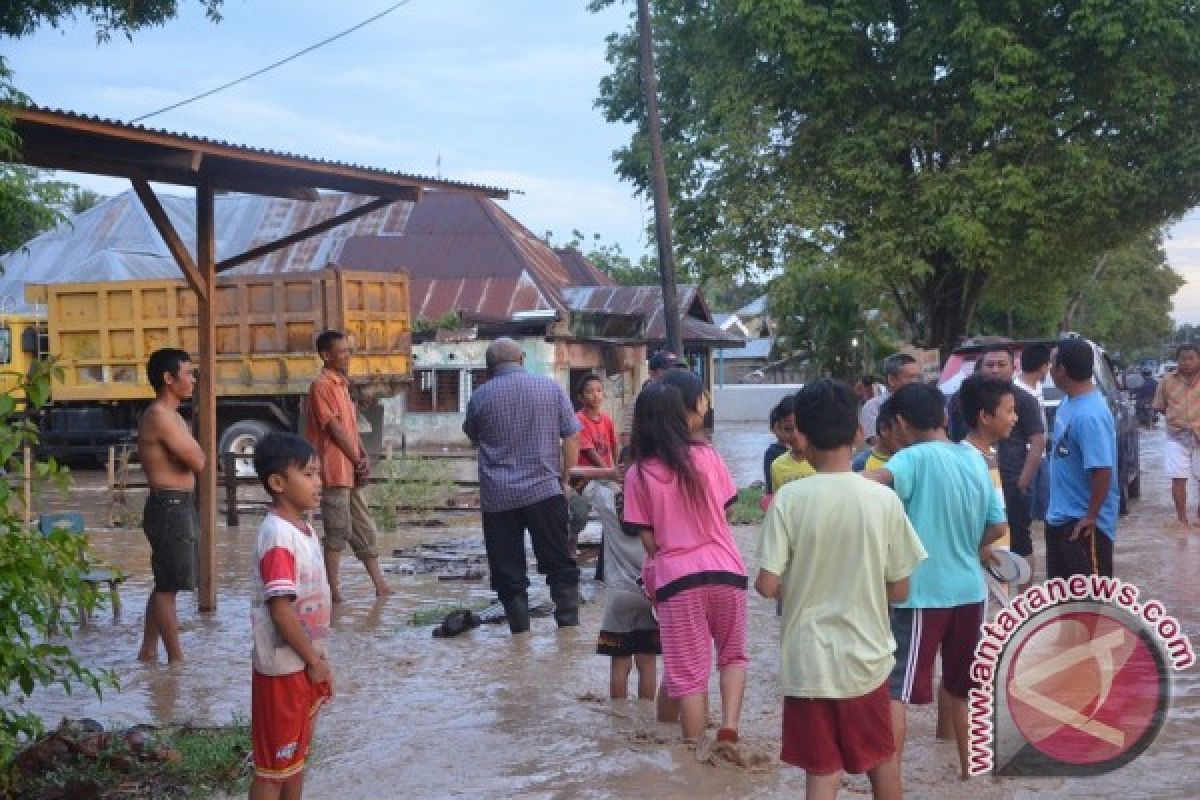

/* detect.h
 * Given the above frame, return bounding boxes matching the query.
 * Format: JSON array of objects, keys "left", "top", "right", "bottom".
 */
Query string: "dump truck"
[{"left": 22, "top": 267, "right": 411, "bottom": 467}]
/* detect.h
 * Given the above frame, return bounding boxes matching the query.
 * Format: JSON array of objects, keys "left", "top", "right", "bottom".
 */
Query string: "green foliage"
[
  {"left": 0, "top": 166, "right": 74, "bottom": 253},
  {"left": 728, "top": 486, "right": 765, "bottom": 526},
  {"left": 593, "top": 0, "right": 1200, "bottom": 353},
  {"left": 974, "top": 229, "right": 1183, "bottom": 356},
  {"left": 412, "top": 311, "right": 464, "bottom": 334},
  {"left": 0, "top": 360, "right": 115, "bottom": 764},
  {"left": 1, "top": 1, "right": 223, "bottom": 39},
  {"left": 15, "top": 720, "right": 251, "bottom": 799},
  {"left": 770, "top": 262, "right": 897, "bottom": 379},
  {"left": 368, "top": 456, "right": 455, "bottom": 530}
]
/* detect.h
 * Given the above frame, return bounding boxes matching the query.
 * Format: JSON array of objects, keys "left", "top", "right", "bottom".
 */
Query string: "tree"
[
  {"left": 593, "top": 1, "right": 1200, "bottom": 354},
  {"left": 1, "top": 1, "right": 222, "bottom": 39},
  {"left": 973, "top": 229, "right": 1183, "bottom": 356},
  {"left": 0, "top": 166, "right": 73, "bottom": 252},
  {"left": 770, "top": 259, "right": 896, "bottom": 380}
]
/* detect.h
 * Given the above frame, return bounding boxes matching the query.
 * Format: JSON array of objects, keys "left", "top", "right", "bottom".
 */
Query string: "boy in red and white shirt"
[{"left": 250, "top": 433, "right": 333, "bottom": 799}]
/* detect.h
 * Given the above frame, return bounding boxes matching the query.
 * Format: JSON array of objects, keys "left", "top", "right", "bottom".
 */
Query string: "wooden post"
[
  {"left": 224, "top": 453, "right": 240, "bottom": 528},
  {"left": 106, "top": 445, "right": 116, "bottom": 489},
  {"left": 23, "top": 446, "right": 32, "bottom": 526},
  {"left": 196, "top": 183, "right": 218, "bottom": 612}
]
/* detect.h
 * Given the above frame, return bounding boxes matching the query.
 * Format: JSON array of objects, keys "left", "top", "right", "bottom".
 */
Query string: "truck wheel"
[{"left": 218, "top": 420, "right": 277, "bottom": 477}]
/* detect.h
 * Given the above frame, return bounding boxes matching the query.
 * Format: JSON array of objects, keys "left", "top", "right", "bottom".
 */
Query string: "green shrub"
[
  {"left": 728, "top": 486, "right": 766, "bottom": 526},
  {"left": 0, "top": 360, "right": 115, "bottom": 765},
  {"left": 368, "top": 455, "right": 455, "bottom": 530}
]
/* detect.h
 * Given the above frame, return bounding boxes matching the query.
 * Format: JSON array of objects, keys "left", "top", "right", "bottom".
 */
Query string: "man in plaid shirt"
[{"left": 463, "top": 338, "right": 582, "bottom": 634}]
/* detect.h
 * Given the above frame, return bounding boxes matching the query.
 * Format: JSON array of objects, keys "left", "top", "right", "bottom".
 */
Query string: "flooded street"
[{"left": 23, "top": 425, "right": 1200, "bottom": 798}]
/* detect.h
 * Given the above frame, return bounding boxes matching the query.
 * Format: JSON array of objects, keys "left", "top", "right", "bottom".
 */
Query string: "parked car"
[{"left": 938, "top": 336, "right": 1140, "bottom": 514}]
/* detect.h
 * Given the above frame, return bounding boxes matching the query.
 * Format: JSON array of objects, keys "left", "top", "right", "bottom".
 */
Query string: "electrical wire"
[{"left": 129, "top": 0, "right": 411, "bottom": 124}]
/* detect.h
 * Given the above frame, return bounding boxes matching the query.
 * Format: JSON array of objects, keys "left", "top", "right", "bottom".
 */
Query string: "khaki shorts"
[{"left": 320, "top": 487, "right": 378, "bottom": 561}]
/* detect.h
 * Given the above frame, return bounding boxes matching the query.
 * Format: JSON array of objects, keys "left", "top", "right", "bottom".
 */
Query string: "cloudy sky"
[{"left": 7, "top": 0, "right": 1200, "bottom": 322}]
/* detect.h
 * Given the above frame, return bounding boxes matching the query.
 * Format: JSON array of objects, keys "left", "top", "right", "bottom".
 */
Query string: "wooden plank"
[
  {"left": 196, "top": 182, "right": 219, "bottom": 612},
  {"left": 214, "top": 197, "right": 395, "bottom": 274},
  {"left": 131, "top": 178, "right": 208, "bottom": 301}
]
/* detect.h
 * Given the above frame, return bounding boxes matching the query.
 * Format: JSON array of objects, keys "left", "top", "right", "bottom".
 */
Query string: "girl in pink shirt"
[{"left": 623, "top": 372, "right": 748, "bottom": 747}]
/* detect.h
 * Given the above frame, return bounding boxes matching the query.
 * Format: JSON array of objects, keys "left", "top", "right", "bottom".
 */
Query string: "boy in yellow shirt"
[
  {"left": 770, "top": 393, "right": 816, "bottom": 489},
  {"left": 757, "top": 380, "right": 926, "bottom": 798}
]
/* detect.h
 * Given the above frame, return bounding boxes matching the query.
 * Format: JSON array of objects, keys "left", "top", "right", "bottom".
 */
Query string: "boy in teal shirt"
[{"left": 865, "top": 382, "right": 1008, "bottom": 781}]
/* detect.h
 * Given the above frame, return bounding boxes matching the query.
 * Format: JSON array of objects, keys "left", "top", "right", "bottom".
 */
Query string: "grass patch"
[
  {"left": 10, "top": 720, "right": 251, "bottom": 799},
  {"left": 728, "top": 486, "right": 766, "bottom": 525}
]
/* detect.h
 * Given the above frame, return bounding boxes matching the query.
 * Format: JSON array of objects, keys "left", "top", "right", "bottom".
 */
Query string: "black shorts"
[
  {"left": 596, "top": 628, "right": 662, "bottom": 657},
  {"left": 143, "top": 489, "right": 198, "bottom": 592},
  {"left": 1044, "top": 519, "right": 1114, "bottom": 579}
]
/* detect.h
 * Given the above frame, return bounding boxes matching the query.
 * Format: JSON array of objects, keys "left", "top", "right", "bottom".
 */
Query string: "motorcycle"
[{"left": 1136, "top": 395, "right": 1158, "bottom": 428}]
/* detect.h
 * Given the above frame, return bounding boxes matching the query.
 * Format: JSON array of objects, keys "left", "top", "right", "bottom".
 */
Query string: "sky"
[
  {"left": 4, "top": 0, "right": 649, "bottom": 254},
  {"left": 6, "top": 0, "right": 1200, "bottom": 323}
]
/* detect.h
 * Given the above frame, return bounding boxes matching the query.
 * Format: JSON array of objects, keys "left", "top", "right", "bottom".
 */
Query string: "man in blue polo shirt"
[{"left": 1045, "top": 338, "right": 1120, "bottom": 577}]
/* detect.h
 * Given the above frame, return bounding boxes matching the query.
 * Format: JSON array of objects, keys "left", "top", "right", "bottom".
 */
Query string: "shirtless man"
[{"left": 137, "top": 348, "right": 205, "bottom": 663}]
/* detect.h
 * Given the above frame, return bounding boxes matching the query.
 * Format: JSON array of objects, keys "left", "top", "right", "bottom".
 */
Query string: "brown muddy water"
[{"left": 19, "top": 425, "right": 1200, "bottom": 798}]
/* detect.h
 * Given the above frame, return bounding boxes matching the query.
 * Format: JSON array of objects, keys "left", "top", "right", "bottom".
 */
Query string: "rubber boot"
[
  {"left": 501, "top": 593, "right": 530, "bottom": 634},
  {"left": 551, "top": 582, "right": 580, "bottom": 628}
]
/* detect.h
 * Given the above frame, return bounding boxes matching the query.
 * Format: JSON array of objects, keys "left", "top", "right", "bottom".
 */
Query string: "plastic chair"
[{"left": 38, "top": 512, "right": 124, "bottom": 619}]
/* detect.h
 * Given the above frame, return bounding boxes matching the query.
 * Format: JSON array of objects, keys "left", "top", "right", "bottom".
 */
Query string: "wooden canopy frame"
[{"left": 5, "top": 105, "right": 509, "bottom": 611}]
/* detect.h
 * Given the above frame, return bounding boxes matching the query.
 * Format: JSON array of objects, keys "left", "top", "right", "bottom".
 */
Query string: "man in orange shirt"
[{"left": 306, "top": 330, "right": 391, "bottom": 601}]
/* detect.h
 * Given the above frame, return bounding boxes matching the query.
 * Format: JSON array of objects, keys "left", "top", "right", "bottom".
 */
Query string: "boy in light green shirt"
[{"left": 757, "top": 380, "right": 926, "bottom": 800}]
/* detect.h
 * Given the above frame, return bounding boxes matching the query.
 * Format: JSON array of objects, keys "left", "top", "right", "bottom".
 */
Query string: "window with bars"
[{"left": 408, "top": 369, "right": 462, "bottom": 413}]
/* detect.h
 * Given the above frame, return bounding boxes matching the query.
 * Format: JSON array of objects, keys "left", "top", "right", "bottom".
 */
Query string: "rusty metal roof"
[
  {"left": 7, "top": 104, "right": 511, "bottom": 199},
  {"left": 561, "top": 285, "right": 746, "bottom": 346},
  {"left": 338, "top": 192, "right": 613, "bottom": 321}
]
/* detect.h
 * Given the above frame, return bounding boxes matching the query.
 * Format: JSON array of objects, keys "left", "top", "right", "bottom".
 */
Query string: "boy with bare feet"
[
  {"left": 249, "top": 433, "right": 333, "bottom": 799},
  {"left": 865, "top": 382, "right": 1008, "bottom": 782},
  {"left": 757, "top": 380, "right": 925, "bottom": 799},
  {"left": 305, "top": 330, "right": 390, "bottom": 601},
  {"left": 137, "top": 348, "right": 204, "bottom": 664}
]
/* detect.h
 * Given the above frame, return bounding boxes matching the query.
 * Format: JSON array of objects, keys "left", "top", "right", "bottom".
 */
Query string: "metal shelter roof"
[{"left": 8, "top": 104, "right": 510, "bottom": 201}]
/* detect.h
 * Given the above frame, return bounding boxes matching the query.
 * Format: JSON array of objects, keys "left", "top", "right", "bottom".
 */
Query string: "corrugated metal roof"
[
  {"left": 10, "top": 104, "right": 511, "bottom": 198},
  {"left": 716, "top": 336, "right": 773, "bottom": 359},
  {"left": 338, "top": 192, "right": 613, "bottom": 321},
  {"left": 0, "top": 189, "right": 411, "bottom": 310},
  {"left": 562, "top": 285, "right": 745, "bottom": 345}
]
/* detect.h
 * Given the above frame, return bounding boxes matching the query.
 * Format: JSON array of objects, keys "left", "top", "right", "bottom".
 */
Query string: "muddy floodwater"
[{"left": 21, "top": 425, "right": 1200, "bottom": 798}]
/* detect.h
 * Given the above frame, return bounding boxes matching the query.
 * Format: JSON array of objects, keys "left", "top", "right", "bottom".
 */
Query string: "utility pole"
[{"left": 637, "top": 0, "right": 683, "bottom": 358}]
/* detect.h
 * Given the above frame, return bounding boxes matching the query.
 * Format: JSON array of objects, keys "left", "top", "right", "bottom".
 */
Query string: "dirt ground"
[{"left": 23, "top": 426, "right": 1200, "bottom": 799}]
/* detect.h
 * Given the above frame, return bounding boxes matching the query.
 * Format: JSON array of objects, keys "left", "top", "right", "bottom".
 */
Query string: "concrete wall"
[
  {"left": 713, "top": 383, "right": 801, "bottom": 422},
  {"left": 388, "top": 336, "right": 644, "bottom": 449}
]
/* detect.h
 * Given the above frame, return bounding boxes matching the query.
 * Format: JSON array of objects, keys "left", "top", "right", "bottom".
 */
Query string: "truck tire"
[{"left": 218, "top": 419, "right": 278, "bottom": 477}]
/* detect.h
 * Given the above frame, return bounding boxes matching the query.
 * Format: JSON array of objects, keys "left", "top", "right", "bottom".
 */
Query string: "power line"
[{"left": 129, "top": 1, "right": 411, "bottom": 124}]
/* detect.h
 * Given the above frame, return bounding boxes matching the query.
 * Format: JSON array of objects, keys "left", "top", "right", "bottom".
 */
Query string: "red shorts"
[
  {"left": 889, "top": 604, "right": 983, "bottom": 703},
  {"left": 252, "top": 669, "right": 331, "bottom": 782},
  {"left": 781, "top": 682, "right": 895, "bottom": 775}
]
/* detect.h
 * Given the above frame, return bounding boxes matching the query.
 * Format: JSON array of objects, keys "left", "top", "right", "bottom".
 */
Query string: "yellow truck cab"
[{"left": 0, "top": 312, "right": 47, "bottom": 398}]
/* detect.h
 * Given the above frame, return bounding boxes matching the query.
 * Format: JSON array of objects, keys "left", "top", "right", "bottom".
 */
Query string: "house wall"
[{"left": 387, "top": 336, "right": 644, "bottom": 449}]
